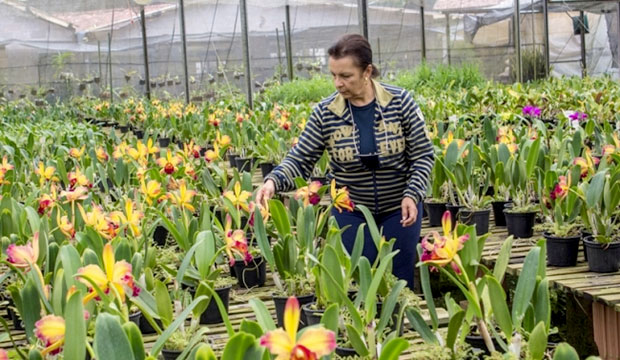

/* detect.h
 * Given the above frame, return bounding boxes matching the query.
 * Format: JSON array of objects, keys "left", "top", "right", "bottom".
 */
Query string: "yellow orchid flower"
[
  {"left": 260, "top": 296, "right": 336, "bottom": 359},
  {"left": 420, "top": 211, "right": 469, "bottom": 274},
  {"left": 57, "top": 214, "right": 76, "bottom": 239},
  {"left": 216, "top": 131, "right": 231, "bottom": 147},
  {"left": 205, "top": 142, "right": 220, "bottom": 163},
  {"left": 78, "top": 204, "right": 118, "bottom": 240},
  {"left": 69, "top": 145, "right": 86, "bottom": 160},
  {"left": 0, "top": 156, "right": 14, "bottom": 174},
  {"left": 68, "top": 167, "right": 91, "bottom": 188},
  {"left": 110, "top": 198, "right": 143, "bottom": 237},
  {"left": 0, "top": 172, "right": 8, "bottom": 186},
  {"left": 145, "top": 138, "right": 159, "bottom": 155},
  {"left": 156, "top": 149, "right": 182, "bottom": 175},
  {"left": 35, "top": 162, "right": 58, "bottom": 186},
  {"left": 77, "top": 242, "right": 140, "bottom": 304},
  {"left": 112, "top": 142, "right": 129, "bottom": 160},
  {"left": 223, "top": 181, "right": 251, "bottom": 212},
  {"left": 167, "top": 181, "right": 197, "bottom": 212},
  {"left": 330, "top": 180, "right": 354, "bottom": 213},
  {"left": 95, "top": 147, "right": 109, "bottom": 162},
  {"left": 140, "top": 179, "right": 162, "bottom": 205},
  {"left": 248, "top": 201, "right": 270, "bottom": 226},
  {"left": 35, "top": 315, "right": 65, "bottom": 356}
]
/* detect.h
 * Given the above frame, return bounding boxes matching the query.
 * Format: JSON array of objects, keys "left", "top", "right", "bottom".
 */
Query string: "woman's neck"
[{"left": 349, "top": 80, "right": 375, "bottom": 107}]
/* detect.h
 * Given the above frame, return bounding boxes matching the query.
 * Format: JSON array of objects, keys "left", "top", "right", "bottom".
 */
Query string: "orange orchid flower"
[
  {"left": 69, "top": 145, "right": 86, "bottom": 160},
  {"left": 295, "top": 181, "right": 322, "bottom": 207},
  {"left": 260, "top": 297, "right": 336, "bottom": 359},
  {"left": 330, "top": 180, "right": 354, "bottom": 213},
  {"left": 6, "top": 232, "right": 39, "bottom": 270},
  {"left": 35, "top": 315, "right": 65, "bottom": 356},
  {"left": 96, "top": 147, "right": 109, "bottom": 162},
  {"left": 420, "top": 211, "right": 469, "bottom": 274},
  {"left": 224, "top": 215, "right": 252, "bottom": 266}
]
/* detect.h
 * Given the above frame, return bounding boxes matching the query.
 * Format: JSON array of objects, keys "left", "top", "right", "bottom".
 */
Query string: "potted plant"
[
  {"left": 578, "top": 166, "right": 620, "bottom": 273},
  {"left": 537, "top": 169, "right": 583, "bottom": 267},
  {"left": 425, "top": 159, "right": 449, "bottom": 227},
  {"left": 503, "top": 136, "right": 543, "bottom": 238}
]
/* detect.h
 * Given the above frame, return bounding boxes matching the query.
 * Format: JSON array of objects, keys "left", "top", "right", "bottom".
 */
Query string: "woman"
[{"left": 256, "top": 34, "right": 434, "bottom": 289}]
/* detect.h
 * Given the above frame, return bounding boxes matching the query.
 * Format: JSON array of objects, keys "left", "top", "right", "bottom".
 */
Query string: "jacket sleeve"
[
  {"left": 264, "top": 105, "right": 326, "bottom": 192},
  {"left": 400, "top": 90, "right": 435, "bottom": 204}
]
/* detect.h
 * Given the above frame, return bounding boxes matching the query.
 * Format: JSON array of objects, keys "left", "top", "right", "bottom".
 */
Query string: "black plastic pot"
[
  {"left": 260, "top": 162, "right": 275, "bottom": 178},
  {"left": 583, "top": 236, "right": 620, "bottom": 273},
  {"left": 161, "top": 348, "right": 182, "bottom": 360},
  {"left": 544, "top": 232, "right": 581, "bottom": 267},
  {"left": 228, "top": 153, "right": 239, "bottom": 168},
  {"left": 139, "top": 314, "right": 163, "bottom": 335},
  {"left": 425, "top": 202, "right": 447, "bottom": 227},
  {"left": 504, "top": 210, "right": 537, "bottom": 238},
  {"left": 119, "top": 125, "right": 129, "bottom": 133},
  {"left": 134, "top": 130, "right": 144, "bottom": 139},
  {"left": 6, "top": 302, "right": 23, "bottom": 330},
  {"left": 301, "top": 302, "right": 325, "bottom": 326},
  {"left": 492, "top": 201, "right": 511, "bottom": 227},
  {"left": 581, "top": 231, "right": 592, "bottom": 262},
  {"left": 465, "top": 334, "right": 501, "bottom": 355},
  {"left": 233, "top": 256, "right": 266, "bottom": 288},
  {"left": 335, "top": 346, "right": 358, "bottom": 357},
  {"left": 446, "top": 204, "right": 463, "bottom": 229},
  {"left": 153, "top": 225, "right": 169, "bottom": 247},
  {"left": 273, "top": 293, "right": 315, "bottom": 328},
  {"left": 129, "top": 312, "right": 141, "bottom": 328},
  {"left": 158, "top": 137, "right": 171, "bottom": 148},
  {"left": 235, "top": 157, "right": 254, "bottom": 172},
  {"left": 459, "top": 208, "right": 491, "bottom": 235},
  {"left": 310, "top": 176, "right": 327, "bottom": 185},
  {"left": 199, "top": 286, "right": 231, "bottom": 324}
]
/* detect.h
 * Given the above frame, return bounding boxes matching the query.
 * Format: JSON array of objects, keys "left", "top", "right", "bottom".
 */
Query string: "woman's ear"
[{"left": 364, "top": 64, "right": 373, "bottom": 79}]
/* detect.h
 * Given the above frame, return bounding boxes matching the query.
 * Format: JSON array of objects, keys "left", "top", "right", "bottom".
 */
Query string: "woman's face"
[{"left": 328, "top": 56, "right": 371, "bottom": 100}]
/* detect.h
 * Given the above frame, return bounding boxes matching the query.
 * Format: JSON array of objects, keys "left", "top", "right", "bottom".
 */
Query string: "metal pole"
[
  {"left": 514, "top": 0, "right": 522, "bottom": 82},
  {"left": 542, "top": 0, "right": 550, "bottom": 76},
  {"left": 239, "top": 0, "right": 253, "bottom": 108},
  {"left": 531, "top": 0, "right": 536, "bottom": 81},
  {"left": 376, "top": 37, "right": 381, "bottom": 75},
  {"left": 445, "top": 13, "right": 451, "bottom": 65},
  {"left": 108, "top": 33, "right": 113, "bottom": 103},
  {"left": 617, "top": 2, "right": 620, "bottom": 68},
  {"left": 358, "top": 0, "right": 368, "bottom": 39},
  {"left": 579, "top": 10, "right": 587, "bottom": 78},
  {"left": 276, "top": 28, "right": 283, "bottom": 82},
  {"left": 420, "top": 6, "right": 426, "bottom": 61},
  {"left": 284, "top": 10, "right": 294, "bottom": 81},
  {"left": 179, "top": 0, "right": 190, "bottom": 104},
  {"left": 98, "top": 41, "right": 102, "bottom": 83},
  {"left": 140, "top": 6, "right": 151, "bottom": 100}
]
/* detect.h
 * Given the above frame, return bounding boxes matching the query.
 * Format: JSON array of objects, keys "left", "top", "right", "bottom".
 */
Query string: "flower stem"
[{"left": 477, "top": 318, "right": 495, "bottom": 353}]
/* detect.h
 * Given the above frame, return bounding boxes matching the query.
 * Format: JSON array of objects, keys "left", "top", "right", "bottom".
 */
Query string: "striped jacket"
[{"left": 265, "top": 80, "right": 435, "bottom": 214}]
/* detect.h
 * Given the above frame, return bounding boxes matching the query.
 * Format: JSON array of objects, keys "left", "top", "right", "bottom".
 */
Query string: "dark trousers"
[{"left": 331, "top": 202, "right": 423, "bottom": 289}]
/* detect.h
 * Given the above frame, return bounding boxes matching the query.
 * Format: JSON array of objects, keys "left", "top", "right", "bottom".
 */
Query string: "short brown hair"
[{"left": 328, "top": 34, "right": 379, "bottom": 78}]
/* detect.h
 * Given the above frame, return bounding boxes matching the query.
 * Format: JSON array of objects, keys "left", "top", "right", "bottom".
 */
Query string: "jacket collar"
[{"left": 326, "top": 79, "right": 394, "bottom": 117}]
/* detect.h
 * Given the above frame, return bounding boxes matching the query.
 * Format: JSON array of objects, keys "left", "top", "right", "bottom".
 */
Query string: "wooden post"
[{"left": 140, "top": 6, "right": 151, "bottom": 99}]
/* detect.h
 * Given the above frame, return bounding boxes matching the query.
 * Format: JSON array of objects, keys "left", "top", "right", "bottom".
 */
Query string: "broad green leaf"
[
  {"left": 535, "top": 278, "right": 551, "bottom": 332},
  {"left": 529, "top": 321, "right": 548, "bottom": 360},
  {"left": 512, "top": 247, "right": 540, "bottom": 329},
  {"left": 404, "top": 308, "right": 437, "bottom": 344},
  {"left": 378, "top": 337, "right": 409, "bottom": 360},
  {"left": 194, "top": 344, "right": 217, "bottom": 360},
  {"left": 249, "top": 298, "right": 276, "bottom": 331},
  {"left": 239, "top": 320, "right": 264, "bottom": 339},
  {"left": 345, "top": 324, "right": 369, "bottom": 356},
  {"left": 445, "top": 308, "right": 465, "bottom": 352},
  {"left": 493, "top": 236, "right": 513, "bottom": 283},
  {"left": 320, "top": 303, "right": 340, "bottom": 334},
  {"left": 20, "top": 278, "right": 41, "bottom": 341},
  {"left": 154, "top": 280, "right": 173, "bottom": 327},
  {"left": 486, "top": 275, "right": 512, "bottom": 342},
  {"left": 64, "top": 291, "right": 86, "bottom": 360},
  {"left": 220, "top": 332, "right": 264, "bottom": 360},
  {"left": 93, "top": 313, "right": 135, "bottom": 360},
  {"left": 268, "top": 199, "right": 291, "bottom": 237},
  {"left": 417, "top": 245, "right": 438, "bottom": 330},
  {"left": 123, "top": 321, "right": 146, "bottom": 360},
  {"left": 150, "top": 296, "right": 209, "bottom": 356},
  {"left": 253, "top": 206, "right": 274, "bottom": 266},
  {"left": 585, "top": 171, "right": 606, "bottom": 208}
]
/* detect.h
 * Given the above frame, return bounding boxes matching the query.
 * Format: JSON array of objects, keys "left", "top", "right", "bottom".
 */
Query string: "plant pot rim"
[
  {"left": 583, "top": 235, "right": 620, "bottom": 246},
  {"left": 459, "top": 207, "right": 492, "bottom": 213},
  {"left": 543, "top": 231, "right": 581, "bottom": 240},
  {"left": 503, "top": 209, "right": 537, "bottom": 215},
  {"left": 272, "top": 292, "right": 315, "bottom": 300}
]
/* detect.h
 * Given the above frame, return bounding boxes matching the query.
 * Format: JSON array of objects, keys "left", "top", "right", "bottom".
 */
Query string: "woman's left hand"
[{"left": 400, "top": 197, "right": 418, "bottom": 227}]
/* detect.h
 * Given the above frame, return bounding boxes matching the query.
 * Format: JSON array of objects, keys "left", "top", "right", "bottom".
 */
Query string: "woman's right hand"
[{"left": 256, "top": 179, "right": 276, "bottom": 207}]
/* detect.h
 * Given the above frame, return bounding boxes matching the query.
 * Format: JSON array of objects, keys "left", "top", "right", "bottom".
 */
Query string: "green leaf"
[
  {"left": 529, "top": 321, "right": 548, "bottom": 360},
  {"left": 268, "top": 199, "right": 291, "bottom": 237},
  {"left": 58, "top": 244, "right": 83, "bottom": 291},
  {"left": 249, "top": 298, "right": 276, "bottom": 331},
  {"left": 154, "top": 280, "right": 173, "bottom": 327},
  {"left": 253, "top": 205, "right": 274, "bottom": 266},
  {"left": 345, "top": 324, "right": 369, "bottom": 356},
  {"left": 512, "top": 247, "right": 540, "bottom": 329},
  {"left": 20, "top": 278, "right": 41, "bottom": 341},
  {"left": 64, "top": 291, "right": 86, "bottom": 360},
  {"left": 364, "top": 251, "right": 398, "bottom": 320},
  {"left": 320, "top": 303, "right": 340, "bottom": 334},
  {"left": 220, "top": 332, "right": 264, "bottom": 360},
  {"left": 194, "top": 344, "right": 217, "bottom": 360},
  {"left": 446, "top": 308, "right": 465, "bottom": 351},
  {"left": 357, "top": 205, "right": 381, "bottom": 250},
  {"left": 123, "top": 321, "right": 146, "bottom": 360},
  {"left": 586, "top": 171, "right": 606, "bottom": 208},
  {"left": 28, "top": 349, "right": 43, "bottom": 360},
  {"left": 93, "top": 313, "right": 135, "bottom": 360},
  {"left": 486, "top": 275, "right": 512, "bottom": 342},
  {"left": 378, "top": 337, "right": 409, "bottom": 360},
  {"left": 417, "top": 245, "right": 438, "bottom": 330},
  {"left": 493, "top": 236, "right": 513, "bottom": 283},
  {"left": 526, "top": 137, "right": 542, "bottom": 179},
  {"left": 194, "top": 232, "right": 215, "bottom": 279},
  {"left": 404, "top": 307, "right": 437, "bottom": 344},
  {"left": 321, "top": 245, "right": 344, "bottom": 303},
  {"left": 534, "top": 278, "right": 551, "bottom": 332},
  {"left": 239, "top": 320, "right": 264, "bottom": 339},
  {"left": 377, "top": 280, "right": 406, "bottom": 335}
]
